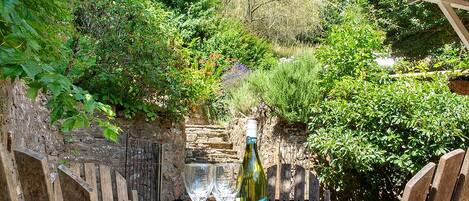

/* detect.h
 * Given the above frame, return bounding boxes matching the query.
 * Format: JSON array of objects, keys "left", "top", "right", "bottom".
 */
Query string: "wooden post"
[
  {"left": 100, "top": 165, "right": 114, "bottom": 201},
  {"left": 84, "top": 163, "right": 98, "bottom": 201},
  {"left": 437, "top": 0, "right": 469, "bottom": 49},
  {"left": 402, "top": 163, "right": 437, "bottom": 201},
  {"left": 308, "top": 172, "right": 320, "bottom": 201},
  {"left": 116, "top": 171, "right": 129, "bottom": 201},
  {"left": 279, "top": 164, "right": 292, "bottom": 201},
  {"left": 267, "top": 165, "right": 277, "bottom": 201},
  {"left": 0, "top": 143, "right": 18, "bottom": 201},
  {"left": 14, "top": 148, "right": 55, "bottom": 201},
  {"left": 453, "top": 149, "right": 469, "bottom": 201},
  {"left": 58, "top": 165, "right": 93, "bottom": 201},
  {"left": 293, "top": 165, "right": 305, "bottom": 201},
  {"left": 131, "top": 190, "right": 139, "bottom": 201},
  {"left": 429, "top": 149, "right": 465, "bottom": 201}
]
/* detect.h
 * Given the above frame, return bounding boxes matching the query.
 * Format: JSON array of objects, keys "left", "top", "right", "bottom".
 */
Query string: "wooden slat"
[
  {"left": 14, "top": 148, "right": 54, "bottom": 201},
  {"left": 58, "top": 165, "right": 93, "bottom": 201},
  {"left": 437, "top": 0, "right": 469, "bottom": 49},
  {"left": 422, "top": 0, "right": 469, "bottom": 11},
  {"left": 402, "top": 163, "right": 437, "bottom": 201},
  {"left": 293, "top": 165, "right": 305, "bottom": 201},
  {"left": 429, "top": 149, "right": 465, "bottom": 201},
  {"left": 323, "top": 190, "right": 331, "bottom": 201},
  {"left": 116, "top": 171, "right": 129, "bottom": 201},
  {"left": 131, "top": 190, "right": 138, "bottom": 201},
  {"left": 452, "top": 149, "right": 469, "bottom": 201},
  {"left": 279, "top": 164, "right": 292, "bottom": 201},
  {"left": 70, "top": 163, "right": 81, "bottom": 177},
  {"left": 100, "top": 165, "right": 114, "bottom": 201},
  {"left": 267, "top": 165, "right": 277, "bottom": 201},
  {"left": 0, "top": 143, "right": 18, "bottom": 201},
  {"left": 84, "top": 163, "right": 98, "bottom": 201},
  {"left": 53, "top": 177, "right": 64, "bottom": 201},
  {"left": 308, "top": 172, "right": 319, "bottom": 201}
]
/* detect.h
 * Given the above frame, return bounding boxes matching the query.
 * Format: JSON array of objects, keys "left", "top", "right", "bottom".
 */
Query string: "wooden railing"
[{"left": 267, "top": 164, "right": 331, "bottom": 201}]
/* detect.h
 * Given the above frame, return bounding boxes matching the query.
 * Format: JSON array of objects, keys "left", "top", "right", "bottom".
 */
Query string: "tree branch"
[{"left": 251, "top": 0, "right": 278, "bottom": 15}]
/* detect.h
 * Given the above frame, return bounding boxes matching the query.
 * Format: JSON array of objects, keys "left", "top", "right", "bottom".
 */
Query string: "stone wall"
[
  {"left": 0, "top": 80, "right": 187, "bottom": 201},
  {"left": 228, "top": 116, "right": 316, "bottom": 172},
  {"left": 62, "top": 116, "right": 187, "bottom": 201},
  {"left": 0, "top": 80, "right": 64, "bottom": 161}
]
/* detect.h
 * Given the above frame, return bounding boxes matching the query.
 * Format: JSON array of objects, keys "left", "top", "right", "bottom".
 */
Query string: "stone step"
[
  {"left": 186, "top": 142, "right": 233, "bottom": 150},
  {"left": 186, "top": 133, "right": 228, "bottom": 143},
  {"left": 186, "top": 148, "right": 238, "bottom": 156},
  {"left": 186, "top": 124, "right": 226, "bottom": 130},
  {"left": 186, "top": 154, "right": 240, "bottom": 163}
]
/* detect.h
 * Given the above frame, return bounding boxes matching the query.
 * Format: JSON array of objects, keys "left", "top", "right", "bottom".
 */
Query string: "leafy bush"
[
  {"left": 394, "top": 43, "right": 469, "bottom": 73},
  {"left": 308, "top": 76, "right": 469, "bottom": 201},
  {"left": 369, "top": 0, "right": 469, "bottom": 57},
  {"left": 227, "top": 53, "right": 322, "bottom": 123},
  {"left": 197, "top": 19, "right": 276, "bottom": 70},
  {"left": 74, "top": 0, "right": 209, "bottom": 120},
  {"left": 0, "top": 0, "right": 119, "bottom": 140},
  {"left": 315, "top": 5, "right": 386, "bottom": 85}
]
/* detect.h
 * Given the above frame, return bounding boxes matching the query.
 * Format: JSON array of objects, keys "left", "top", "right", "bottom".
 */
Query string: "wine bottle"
[{"left": 236, "top": 119, "right": 268, "bottom": 201}]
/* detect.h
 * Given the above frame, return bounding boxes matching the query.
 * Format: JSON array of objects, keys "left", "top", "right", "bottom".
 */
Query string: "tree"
[
  {"left": 222, "top": 0, "right": 325, "bottom": 44},
  {"left": 0, "top": 0, "right": 119, "bottom": 140}
]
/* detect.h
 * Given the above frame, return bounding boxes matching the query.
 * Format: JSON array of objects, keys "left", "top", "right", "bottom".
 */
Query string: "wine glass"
[
  {"left": 213, "top": 163, "right": 242, "bottom": 201},
  {"left": 183, "top": 163, "right": 214, "bottom": 201}
]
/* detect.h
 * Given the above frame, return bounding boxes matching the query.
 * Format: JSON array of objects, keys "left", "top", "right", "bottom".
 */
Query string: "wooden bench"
[
  {"left": 56, "top": 162, "right": 139, "bottom": 201},
  {"left": 267, "top": 164, "right": 330, "bottom": 201},
  {"left": 0, "top": 146, "right": 139, "bottom": 201},
  {"left": 402, "top": 148, "right": 469, "bottom": 201}
]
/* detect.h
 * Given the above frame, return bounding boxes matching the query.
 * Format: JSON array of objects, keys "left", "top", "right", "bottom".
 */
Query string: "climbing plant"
[{"left": 0, "top": 0, "right": 119, "bottom": 140}]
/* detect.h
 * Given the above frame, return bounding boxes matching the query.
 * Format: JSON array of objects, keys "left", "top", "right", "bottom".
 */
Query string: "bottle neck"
[{"left": 246, "top": 136, "right": 257, "bottom": 145}]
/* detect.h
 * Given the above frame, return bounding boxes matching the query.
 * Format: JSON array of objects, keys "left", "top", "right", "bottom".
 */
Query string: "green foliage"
[
  {"left": 369, "top": 0, "right": 467, "bottom": 57},
  {"left": 74, "top": 0, "right": 207, "bottom": 120},
  {"left": 394, "top": 43, "right": 469, "bottom": 73},
  {"left": 225, "top": 76, "right": 262, "bottom": 117},
  {"left": 222, "top": 0, "right": 325, "bottom": 44},
  {"left": 0, "top": 0, "right": 119, "bottom": 140},
  {"left": 196, "top": 19, "right": 276, "bottom": 70},
  {"left": 228, "top": 53, "right": 322, "bottom": 123},
  {"left": 315, "top": 5, "right": 386, "bottom": 84},
  {"left": 308, "top": 76, "right": 469, "bottom": 200}
]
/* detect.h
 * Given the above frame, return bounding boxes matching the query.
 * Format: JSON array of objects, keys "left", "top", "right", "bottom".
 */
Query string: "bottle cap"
[{"left": 246, "top": 119, "right": 257, "bottom": 138}]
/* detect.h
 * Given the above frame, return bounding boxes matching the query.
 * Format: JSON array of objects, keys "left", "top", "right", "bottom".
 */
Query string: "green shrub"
[
  {"left": 74, "top": 0, "right": 208, "bottom": 120},
  {"left": 315, "top": 5, "right": 386, "bottom": 85},
  {"left": 308, "top": 76, "right": 469, "bottom": 201},
  {"left": 393, "top": 43, "right": 469, "bottom": 73},
  {"left": 228, "top": 53, "right": 322, "bottom": 123},
  {"left": 225, "top": 75, "right": 263, "bottom": 117},
  {"left": 195, "top": 19, "right": 277, "bottom": 70},
  {"left": 0, "top": 0, "right": 119, "bottom": 139}
]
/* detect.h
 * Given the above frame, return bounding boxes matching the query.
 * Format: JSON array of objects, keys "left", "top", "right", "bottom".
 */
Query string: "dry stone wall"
[
  {"left": 228, "top": 116, "right": 316, "bottom": 172},
  {"left": 0, "top": 80, "right": 187, "bottom": 201}
]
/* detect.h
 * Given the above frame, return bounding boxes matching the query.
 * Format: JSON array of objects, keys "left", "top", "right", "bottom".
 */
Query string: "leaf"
[
  {"left": 26, "top": 86, "right": 40, "bottom": 100},
  {"left": 21, "top": 62, "right": 42, "bottom": 79},
  {"left": 50, "top": 106, "right": 64, "bottom": 124},
  {"left": 61, "top": 117, "right": 75, "bottom": 133},
  {"left": 103, "top": 126, "right": 119, "bottom": 142},
  {"left": 2, "top": 0, "right": 18, "bottom": 15},
  {"left": 2, "top": 66, "right": 23, "bottom": 78},
  {"left": 97, "top": 103, "right": 116, "bottom": 118}
]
